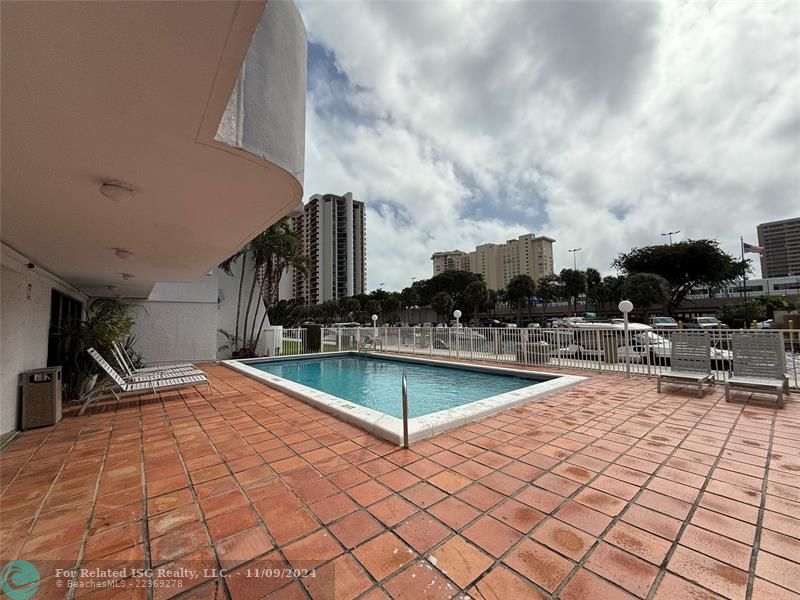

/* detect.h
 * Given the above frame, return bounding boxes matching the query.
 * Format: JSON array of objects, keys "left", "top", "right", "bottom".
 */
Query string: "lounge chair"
[
  {"left": 359, "top": 336, "right": 384, "bottom": 351},
  {"left": 657, "top": 331, "right": 714, "bottom": 397},
  {"left": 79, "top": 348, "right": 210, "bottom": 415},
  {"left": 725, "top": 332, "right": 787, "bottom": 408},
  {"left": 111, "top": 341, "right": 196, "bottom": 377}
]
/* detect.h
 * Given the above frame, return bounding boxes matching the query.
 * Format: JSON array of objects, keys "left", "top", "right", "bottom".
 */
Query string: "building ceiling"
[{"left": 1, "top": 0, "right": 302, "bottom": 298}]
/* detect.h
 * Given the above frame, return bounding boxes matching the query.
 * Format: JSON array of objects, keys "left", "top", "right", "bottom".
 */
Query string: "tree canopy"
[
  {"left": 613, "top": 239, "right": 747, "bottom": 313},
  {"left": 463, "top": 280, "right": 489, "bottom": 319},
  {"left": 559, "top": 268, "right": 587, "bottom": 315},
  {"left": 414, "top": 270, "right": 484, "bottom": 308},
  {"left": 622, "top": 272, "right": 669, "bottom": 311},
  {"left": 431, "top": 291, "right": 454, "bottom": 321},
  {"left": 506, "top": 274, "right": 536, "bottom": 321}
]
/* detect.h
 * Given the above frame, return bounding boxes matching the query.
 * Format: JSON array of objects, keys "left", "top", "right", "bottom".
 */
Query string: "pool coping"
[{"left": 222, "top": 352, "right": 588, "bottom": 445}]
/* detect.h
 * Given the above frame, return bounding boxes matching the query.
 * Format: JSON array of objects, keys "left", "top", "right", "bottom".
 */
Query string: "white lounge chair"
[
  {"left": 657, "top": 331, "right": 715, "bottom": 398},
  {"left": 80, "top": 348, "right": 210, "bottom": 415},
  {"left": 111, "top": 340, "right": 196, "bottom": 378},
  {"left": 359, "top": 336, "right": 384, "bottom": 351},
  {"left": 725, "top": 332, "right": 787, "bottom": 408}
]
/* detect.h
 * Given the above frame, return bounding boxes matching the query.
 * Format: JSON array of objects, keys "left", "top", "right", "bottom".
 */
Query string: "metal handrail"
[{"left": 401, "top": 369, "right": 409, "bottom": 448}]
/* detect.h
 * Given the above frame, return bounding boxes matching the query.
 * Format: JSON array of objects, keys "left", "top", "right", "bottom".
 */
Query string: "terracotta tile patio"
[{"left": 1, "top": 362, "right": 798, "bottom": 599}]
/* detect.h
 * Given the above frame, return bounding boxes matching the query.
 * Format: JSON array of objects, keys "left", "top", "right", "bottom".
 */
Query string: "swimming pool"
[
  {"left": 225, "top": 352, "right": 586, "bottom": 444},
  {"left": 248, "top": 355, "right": 539, "bottom": 418}
]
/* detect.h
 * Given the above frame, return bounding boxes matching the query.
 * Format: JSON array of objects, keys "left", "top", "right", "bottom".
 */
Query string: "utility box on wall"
[
  {"left": 20, "top": 367, "right": 62, "bottom": 430},
  {"left": 261, "top": 326, "right": 283, "bottom": 356}
]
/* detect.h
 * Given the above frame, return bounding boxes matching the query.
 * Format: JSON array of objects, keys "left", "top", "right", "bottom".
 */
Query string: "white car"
[
  {"left": 543, "top": 323, "right": 732, "bottom": 368},
  {"left": 686, "top": 316, "right": 729, "bottom": 330},
  {"left": 649, "top": 316, "right": 678, "bottom": 329},
  {"left": 632, "top": 331, "right": 732, "bottom": 368}
]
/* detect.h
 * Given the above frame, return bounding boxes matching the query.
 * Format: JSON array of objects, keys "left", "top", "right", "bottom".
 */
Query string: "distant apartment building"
[
  {"left": 281, "top": 192, "right": 366, "bottom": 304},
  {"left": 757, "top": 217, "right": 800, "bottom": 278},
  {"left": 431, "top": 233, "right": 555, "bottom": 289},
  {"left": 431, "top": 250, "right": 470, "bottom": 275}
]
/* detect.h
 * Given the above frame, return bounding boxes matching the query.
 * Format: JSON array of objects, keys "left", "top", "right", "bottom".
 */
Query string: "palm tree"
[
  {"left": 463, "top": 280, "right": 488, "bottom": 321},
  {"left": 536, "top": 274, "right": 561, "bottom": 318},
  {"left": 382, "top": 295, "right": 402, "bottom": 324},
  {"left": 506, "top": 275, "right": 535, "bottom": 323},
  {"left": 431, "top": 291, "right": 453, "bottom": 323},
  {"left": 219, "top": 219, "right": 308, "bottom": 357}
]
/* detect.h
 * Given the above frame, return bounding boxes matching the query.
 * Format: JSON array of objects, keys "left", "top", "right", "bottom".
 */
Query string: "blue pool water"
[{"left": 248, "top": 355, "right": 542, "bottom": 418}]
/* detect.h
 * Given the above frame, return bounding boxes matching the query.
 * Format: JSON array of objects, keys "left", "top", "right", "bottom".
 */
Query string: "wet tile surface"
[{"left": 0, "top": 361, "right": 797, "bottom": 598}]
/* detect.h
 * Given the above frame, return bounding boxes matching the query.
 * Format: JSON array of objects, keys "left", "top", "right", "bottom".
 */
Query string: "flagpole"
[{"left": 741, "top": 237, "right": 747, "bottom": 303}]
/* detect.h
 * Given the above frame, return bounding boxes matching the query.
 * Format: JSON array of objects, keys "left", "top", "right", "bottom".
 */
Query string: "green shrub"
[
  {"left": 57, "top": 300, "right": 136, "bottom": 399},
  {"left": 303, "top": 324, "right": 322, "bottom": 353}
]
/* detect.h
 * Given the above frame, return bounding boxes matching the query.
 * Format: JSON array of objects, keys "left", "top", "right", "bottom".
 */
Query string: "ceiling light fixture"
[
  {"left": 113, "top": 248, "right": 133, "bottom": 259},
  {"left": 100, "top": 179, "right": 134, "bottom": 202}
]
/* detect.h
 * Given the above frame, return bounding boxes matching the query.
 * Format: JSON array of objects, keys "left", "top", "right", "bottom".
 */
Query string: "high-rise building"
[
  {"left": 757, "top": 217, "right": 800, "bottom": 278},
  {"left": 431, "top": 233, "right": 555, "bottom": 289},
  {"left": 431, "top": 250, "right": 470, "bottom": 275},
  {"left": 282, "top": 192, "right": 366, "bottom": 304}
]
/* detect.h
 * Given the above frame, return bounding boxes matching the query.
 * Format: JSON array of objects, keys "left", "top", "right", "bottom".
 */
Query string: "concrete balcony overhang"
[{"left": 1, "top": 0, "right": 306, "bottom": 299}]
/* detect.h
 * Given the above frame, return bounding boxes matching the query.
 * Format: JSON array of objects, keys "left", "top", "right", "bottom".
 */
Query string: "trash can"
[{"left": 20, "top": 367, "right": 62, "bottom": 429}]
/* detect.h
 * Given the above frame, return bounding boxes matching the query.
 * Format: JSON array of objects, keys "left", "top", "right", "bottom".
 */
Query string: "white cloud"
[{"left": 297, "top": 0, "right": 800, "bottom": 289}]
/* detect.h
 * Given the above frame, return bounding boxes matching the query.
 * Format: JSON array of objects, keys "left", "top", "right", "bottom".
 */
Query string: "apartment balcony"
[{"left": 1, "top": 0, "right": 306, "bottom": 299}]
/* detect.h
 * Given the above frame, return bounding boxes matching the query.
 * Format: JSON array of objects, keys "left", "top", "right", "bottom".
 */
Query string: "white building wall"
[
  {"left": 127, "top": 277, "right": 219, "bottom": 363},
  {"left": 216, "top": 260, "right": 275, "bottom": 358},
  {"left": 0, "top": 245, "right": 88, "bottom": 438},
  {"left": 215, "top": 0, "right": 307, "bottom": 185}
]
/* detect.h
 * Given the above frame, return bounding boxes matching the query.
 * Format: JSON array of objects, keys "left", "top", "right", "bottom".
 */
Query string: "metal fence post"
[{"left": 402, "top": 369, "right": 409, "bottom": 448}]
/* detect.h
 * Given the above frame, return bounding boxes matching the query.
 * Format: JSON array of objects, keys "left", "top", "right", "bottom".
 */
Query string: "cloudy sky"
[{"left": 295, "top": 0, "right": 799, "bottom": 290}]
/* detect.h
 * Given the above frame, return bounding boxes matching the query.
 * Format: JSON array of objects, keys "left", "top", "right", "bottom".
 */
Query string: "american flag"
[{"left": 743, "top": 242, "right": 764, "bottom": 254}]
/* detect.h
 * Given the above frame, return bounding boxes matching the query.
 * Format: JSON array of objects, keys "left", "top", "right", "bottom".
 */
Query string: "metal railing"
[
  {"left": 273, "top": 326, "right": 799, "bottom": 391},
  {"left": 401, "top": 369, "right": 409, "bottom": 448}
]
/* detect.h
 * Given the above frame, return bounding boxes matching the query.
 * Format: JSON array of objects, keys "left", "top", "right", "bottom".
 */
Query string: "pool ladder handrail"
[{"left": 401, "top": 369, "right": 409, "bottom": 448}]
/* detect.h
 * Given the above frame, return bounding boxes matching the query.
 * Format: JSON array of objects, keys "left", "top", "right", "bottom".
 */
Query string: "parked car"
[
  {"left": 537, "top": 322, "right": 732, "bottom": 368},
  {"left": 478, "top": 318, "right": 505, "bottom": 328},
  {"left": 685, "top": 316, "right": 729, "bottom": 330},
  {"left": 632, "top": 331, "right": 732, "bottom": 369},
  {"left": 649, "top": 316, "right": 678, "bottom": 329},
  {"left": 431, "top": 328, "right": 488, "bottom": 350}
]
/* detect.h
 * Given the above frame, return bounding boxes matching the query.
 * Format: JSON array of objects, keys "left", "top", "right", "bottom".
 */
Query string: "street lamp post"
[
  {"left": 568, "top": 248, "right": 582, "bottom": 270},
  {"left": 618, "top": 300, "right": 633, "bottom": 378},
  {"left": 371, "top": 314, "right": 378, "bottom": 338},
  {"left": 453, "top": 310, "right": 462, "bottom": 358},
  {"left": 661, "top": 230, "right": 680, "bottom": 244}
]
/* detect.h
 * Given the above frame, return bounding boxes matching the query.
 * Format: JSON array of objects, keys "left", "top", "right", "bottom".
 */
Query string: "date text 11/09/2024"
[{"left": 54, "top": 567, "right": 317, "bottom": 580}]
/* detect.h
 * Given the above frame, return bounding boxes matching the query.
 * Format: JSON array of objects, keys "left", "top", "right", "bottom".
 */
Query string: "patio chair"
[
  {"left": 657, "top": 331, "right": 714, "bottom": 398},
  {"left": 725, "top": 332, "right": 787, "bottom": 408},
  {"left": 80, "top": 348, "right": 210, "bottom": 415},
  {"left": 359, "top": 336, "right": 384, "bottom": 351},
  {"left": 111, "top": 340, "right": 196, "bottom": 378},
  {"left": 108, "top": 344, "right": 204, "bottom": 385}
]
